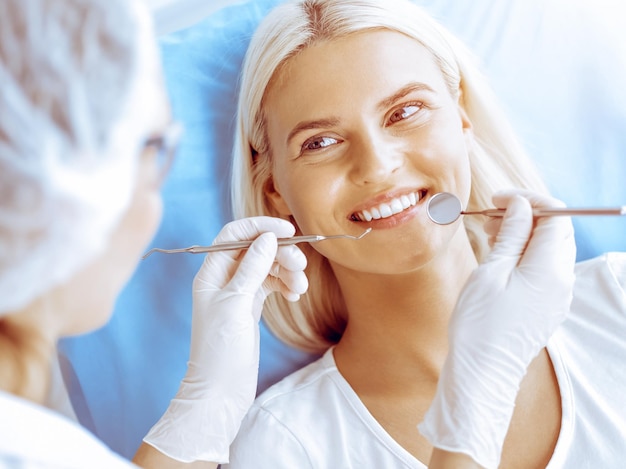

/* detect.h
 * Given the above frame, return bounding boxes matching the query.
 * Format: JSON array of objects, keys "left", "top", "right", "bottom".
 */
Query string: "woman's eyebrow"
[
  {"left": 286, "top": 117, "right": 341, "bottom": 145},
  {"left": 376, "top": 82, "right": 435, "bottom": 112}
]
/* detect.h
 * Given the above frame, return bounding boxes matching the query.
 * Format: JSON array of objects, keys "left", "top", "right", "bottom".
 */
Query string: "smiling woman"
[
  {"left": 233, "top": 0, "right": 547, "bottom": 355},
  {"left": 222, "top": 0, "right": 626, "bottom": 468}
]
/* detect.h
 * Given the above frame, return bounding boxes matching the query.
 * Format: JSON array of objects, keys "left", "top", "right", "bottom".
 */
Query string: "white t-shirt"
[
  {"left": 226, "top": 253, "right": 626, "bottom": 468},
  {"left": 0, "top": 391, "right": 136, "bottom": 469}
]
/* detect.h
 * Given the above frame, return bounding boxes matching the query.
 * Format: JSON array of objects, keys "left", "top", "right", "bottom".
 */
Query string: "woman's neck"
[{"left": 332, "top": 232, "right": 478, "bottom": 385}]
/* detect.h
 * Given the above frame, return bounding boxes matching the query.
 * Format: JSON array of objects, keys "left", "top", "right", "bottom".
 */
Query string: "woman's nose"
[{"left": 349, "top": 133, "right": 404, "bottom": 185}]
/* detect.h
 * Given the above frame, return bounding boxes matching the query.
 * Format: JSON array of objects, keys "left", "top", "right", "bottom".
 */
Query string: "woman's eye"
[
  {"left": 301, "top": 136, "right": 340, "bottom": 152},
  {"left": 388, "top": 103, "right": 422, "bottom": 124}
]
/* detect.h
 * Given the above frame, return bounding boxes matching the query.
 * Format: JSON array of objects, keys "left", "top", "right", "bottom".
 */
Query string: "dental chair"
[{"left": 58, "top": 0, "right": 626, "bottom": 458}]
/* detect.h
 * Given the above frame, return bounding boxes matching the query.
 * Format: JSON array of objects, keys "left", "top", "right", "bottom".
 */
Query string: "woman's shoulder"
[
  {"left": 575, "top": 251, "right": 626, "bottom": 294},
  {"left": 0, "top": 391, "right": 134, "bottom": 468},
  {"left": 576, "top": 251, "right": 626, "bottom": 275},
  {"left": 227, "top": 348, "right": 344, "bottom": 468},
  {"left": 549, "top": 253, "right": 626, "bottom": 466},
  {"left": 562, "top": 252, "right": 626, "bottom": 337},
  {"left": 254, "top": 347, "right": 338, "bottom": 410}
]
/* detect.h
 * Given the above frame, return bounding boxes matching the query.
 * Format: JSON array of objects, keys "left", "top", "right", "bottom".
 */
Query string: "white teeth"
[
  {"left": 353, "top": 191, "right": 422, "bottom": 222},
  {"left": 380, "top": 204, "right": 393, "bottom": 217},
  {"left": 390, "top": 199, "right": 403, "bottom": 214}
]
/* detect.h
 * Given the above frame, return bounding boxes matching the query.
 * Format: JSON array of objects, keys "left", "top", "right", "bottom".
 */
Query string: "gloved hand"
[
  {"left": 143, "top": 216, "right": 308, "bottom": 463},
  {"left": 418, "top": 190, "right": 576, "bottom": 469}
]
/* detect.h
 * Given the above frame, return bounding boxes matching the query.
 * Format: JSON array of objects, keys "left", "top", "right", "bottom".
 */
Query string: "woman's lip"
[{"left": 349, "top": 188, "right": 428, "bottom": 215}]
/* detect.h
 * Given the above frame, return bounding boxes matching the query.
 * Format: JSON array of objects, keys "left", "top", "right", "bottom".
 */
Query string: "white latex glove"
[
  {"left": 143, "top": 216, "right": 308, "bottom": 463},
  {"left": 418, "top": 190, "right": 576, "bottom": 469}
]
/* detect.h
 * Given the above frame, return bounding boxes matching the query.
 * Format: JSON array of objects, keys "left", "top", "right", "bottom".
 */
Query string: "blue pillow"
[{"left": 59, "top": 0, "right": 626, "bottom": 459}]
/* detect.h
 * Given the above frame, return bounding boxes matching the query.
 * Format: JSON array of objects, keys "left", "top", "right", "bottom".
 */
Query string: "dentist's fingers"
[
  {"left": 482, "top": 194, "right": 533, "bottom": 269},
  {"left": 265, "top": 244, "right": 309, "bottom": 301},
  {"left": 196, "top": 217, "right": 297, "bottom": 289},
  {"left": 212, "top": 216, "right": 296, "bottom": 260},
  {"left": 226, "top": 231, "right": 278, "bottom": 295},
  {"left": 275, "top": 243, "right": 307, "bottom": 272},
  {"left": 491, "top": 190, "right": 575, "bottom": 270},
  {"left": 264, "top": 271, "right": 309, "bottom": 302}
]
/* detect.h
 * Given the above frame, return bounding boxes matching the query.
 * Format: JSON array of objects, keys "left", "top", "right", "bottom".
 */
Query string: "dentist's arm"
[
  {"left": 422, "top": 190, "right": 576, "bottom": 469},
  {"left": 133, "top": 217, "right": 308, "bottom": 468}
]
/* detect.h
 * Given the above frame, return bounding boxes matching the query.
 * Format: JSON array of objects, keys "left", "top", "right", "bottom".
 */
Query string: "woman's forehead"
[{"left": 263, "top": 30, "right": 447, "bottom": 121}]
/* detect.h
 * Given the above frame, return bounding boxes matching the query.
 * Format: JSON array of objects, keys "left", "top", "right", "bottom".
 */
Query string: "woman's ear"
[
  {"left": 265, "top": 177, "right": 292, "bottom": 217},
  {"left": 459, "top": 106, "right": 473, "bottom": 148},
  {"left": 456, "top": 88, "right": 474, "bottom": 146},
  {"left": 457, "top": 88, "right": 473, "bottom": 132},
  {"left": 459, "top": 105, "right": 472, "bottom": 132}
]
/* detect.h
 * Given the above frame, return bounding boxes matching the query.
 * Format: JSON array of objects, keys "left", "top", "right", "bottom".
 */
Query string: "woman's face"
[{"left": 263, "top": 30, "right": 474, "bottom": 274}]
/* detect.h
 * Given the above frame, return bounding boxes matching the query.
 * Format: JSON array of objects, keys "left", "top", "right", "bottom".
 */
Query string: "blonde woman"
[
  {"left": 224, "top": 0, "right": 626, "bottom": 467},
  {"left": 0, "top": 0, "right": 307, "bottom": 467}
]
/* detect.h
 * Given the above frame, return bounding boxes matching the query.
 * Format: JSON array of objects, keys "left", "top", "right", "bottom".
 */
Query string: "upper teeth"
[{"left": 354, "top": 191, "right": 420, "bottom": 222}]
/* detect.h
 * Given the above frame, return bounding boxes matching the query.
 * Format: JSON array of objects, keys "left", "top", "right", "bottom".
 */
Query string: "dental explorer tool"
[{"left": 142, "top": 228, "right": 372, "bottom": 259}]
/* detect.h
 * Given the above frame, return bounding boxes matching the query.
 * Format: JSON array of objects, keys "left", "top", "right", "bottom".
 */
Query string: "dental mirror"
[
  {"left": 427, "top": 192, "right": 626, "bottom": 225},
  {"left": 427, "top": 192, "right": 463, "bottom": 225}
]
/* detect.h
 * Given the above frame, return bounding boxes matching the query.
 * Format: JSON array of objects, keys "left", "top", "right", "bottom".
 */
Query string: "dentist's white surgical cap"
[{"left": 0, "top": 0, "right": 161, "bottom": 314}]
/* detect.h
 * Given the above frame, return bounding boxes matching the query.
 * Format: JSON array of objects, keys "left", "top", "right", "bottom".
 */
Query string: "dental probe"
[{"left": 142, "top": 228, "right": 372, "bottom": 259}]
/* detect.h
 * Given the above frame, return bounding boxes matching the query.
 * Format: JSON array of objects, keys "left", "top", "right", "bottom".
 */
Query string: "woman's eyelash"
[
  {"left": 387, "top": 102, "right": 424, "bottom": 124},
  {"left": 300, "top": 136, "right": 341, "bottom": 153}
]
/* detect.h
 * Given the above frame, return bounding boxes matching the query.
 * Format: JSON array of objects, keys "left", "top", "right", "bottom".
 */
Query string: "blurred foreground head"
[{"left": 0, "top": 0, "right": 163, "bottom": 314}]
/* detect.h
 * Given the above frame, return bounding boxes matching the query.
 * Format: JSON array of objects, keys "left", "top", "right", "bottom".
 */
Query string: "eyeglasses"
[{"left": 142, "top": 121, "right": 183, "bottom": 185}]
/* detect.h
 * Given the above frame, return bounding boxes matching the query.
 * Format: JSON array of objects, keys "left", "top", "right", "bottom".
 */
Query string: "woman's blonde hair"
[{"left": 231, "top": 0, "right": 548, "bottom": 353}]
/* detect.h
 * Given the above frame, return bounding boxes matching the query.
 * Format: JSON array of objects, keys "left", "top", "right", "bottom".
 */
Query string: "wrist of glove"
[
  {"left": 419, "top": 191, "right": 576, "bottom": 469},
  {"left": 143, "top": 217, "right": 308, "bottom": 463}
]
